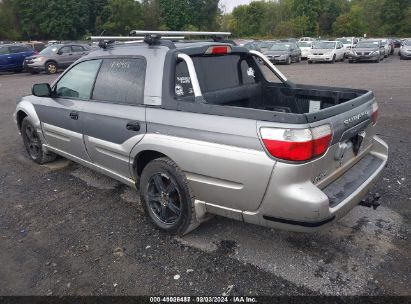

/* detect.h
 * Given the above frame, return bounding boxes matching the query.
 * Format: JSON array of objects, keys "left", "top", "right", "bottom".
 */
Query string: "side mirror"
[
  {"left": 57, "top": 50, "right": 63, "bottom": 55},
  {"left": 32, "top": 83, "right": 52, "bottom": 97}
]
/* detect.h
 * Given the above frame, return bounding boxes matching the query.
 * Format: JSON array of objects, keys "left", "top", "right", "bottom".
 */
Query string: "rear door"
[
  {"left": 36, "top": 59, "right": 102, "bottom": 161},
  {"left": 71, "top": 45, "right": 88, "bottom": 62},
  {"left": 57, "top": 46, "right": 75, "bottom": 67},
  {"left": 8, "top": 45, "right": 29, "bottom": 69},
  {"left": 82, "top": 57, "right": 147, "bottom": 178}
]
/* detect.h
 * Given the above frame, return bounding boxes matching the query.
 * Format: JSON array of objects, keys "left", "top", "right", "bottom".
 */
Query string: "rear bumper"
[{"left": 242, "top": 136, "right": 388, "bottom": 232}]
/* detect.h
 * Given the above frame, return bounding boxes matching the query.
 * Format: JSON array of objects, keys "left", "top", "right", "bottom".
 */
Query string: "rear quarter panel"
[{"left": 131, "top": 108, "right": 275, "bottom": 212}]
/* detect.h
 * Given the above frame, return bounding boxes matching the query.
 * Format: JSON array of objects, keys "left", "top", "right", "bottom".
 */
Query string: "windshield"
[
  {"left": 40, "top": 46, "right": 58, "bottom": 55},
  {"left": 297, "top": 42, "right": 311, "bottom": 47},
  {"left": 337, "top": 38, "right": 352, "bottom": 44},
  {"left": 403, "top": 40, "right": 411, "bottom": 46},
  {"left": 260, "top": 41, "right": 274, "bottom": 48},
  {"left": 313, "top": 42, "right": 336, "bottom": 49},
  {"left": 270, "top": 43, "right": 291, "bottom": 51},
  {"left": 356, "top": 41, "right": 379, "bottom": 48}
]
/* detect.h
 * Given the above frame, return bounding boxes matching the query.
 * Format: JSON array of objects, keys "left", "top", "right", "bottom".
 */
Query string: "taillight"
[
  {"left": 260, "top": 125, "right": 332, "bottom": 161},
  {"left": 205, "top": 45, "right": 232, "bottom": 55},
  {"left": 371, "top": 101, "right": 378, "bottom": 125}
]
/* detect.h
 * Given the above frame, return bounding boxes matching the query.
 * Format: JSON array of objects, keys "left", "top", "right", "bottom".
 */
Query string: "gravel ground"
[{"left": 0, "top": 51, "right": 410, "bottom": 296}]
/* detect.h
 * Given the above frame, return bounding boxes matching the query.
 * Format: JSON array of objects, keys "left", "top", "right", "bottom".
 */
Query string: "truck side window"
[
  {"left": 175, "top": 60, "right": 194, "bottom": 98},
  {"left": 55, "top": 59, "right": 102, "bottom": 100},
  {"left": 92, "top": 58, "right": 146, "bottom": 105}
]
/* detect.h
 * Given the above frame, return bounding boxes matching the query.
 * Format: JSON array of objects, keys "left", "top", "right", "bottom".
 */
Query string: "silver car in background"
[{"left": 24, "top": 43, "right": 91, "bottom": 74}]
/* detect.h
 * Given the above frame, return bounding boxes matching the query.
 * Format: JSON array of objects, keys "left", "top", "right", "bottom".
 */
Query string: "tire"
[
  {"left": 45, "top": 61, "right": 58, "bottom": 74},
  {"left": 308, "top": 60, "right": 312, "bottom": 64},
  {"left": 285, "top": 56, "right": 291, "bottom": 65},
  {"left": 348, "top": 60, "right": 353, "bottom": 63},
  {"left": 297, "top": 56, "right": 301, "bottom": 62},
  {"left": 331, "top": 54, "right": 336, "bottom": 63},
  {"left": 21, "top": 117, "right": 57, "bottom": 164},
  {"left": 140, "top": 157, "right": 199, "bottom": 235}
]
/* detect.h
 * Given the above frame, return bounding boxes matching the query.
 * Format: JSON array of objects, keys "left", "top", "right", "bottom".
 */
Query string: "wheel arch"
[
  {"left": 16, "top": 110, "right": 28, "bottom": 131},
  {"left": 45, "top": 59, "right": 58, "bottom": 67},
  {"left": 132, "top": 150, "right": 175, "bottom": 188},
  {"left": 15, "top": 99, "right": 41, "bottom": 130}
]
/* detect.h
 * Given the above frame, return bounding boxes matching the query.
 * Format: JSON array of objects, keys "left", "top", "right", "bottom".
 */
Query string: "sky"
[{"left": 220, "top": 0, "right": 254, "bottom": 13}]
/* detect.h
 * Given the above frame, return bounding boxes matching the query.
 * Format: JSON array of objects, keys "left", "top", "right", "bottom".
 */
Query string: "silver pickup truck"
[{"left": 14, "top": 31, "right": 388, "bottom": 235}]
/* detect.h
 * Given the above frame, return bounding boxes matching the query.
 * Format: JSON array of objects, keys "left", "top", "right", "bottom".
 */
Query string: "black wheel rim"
[
  {"left": 23, "top": 124, "right": 41, "bottom": 159},
  {"left": 147, "top": 173, "right": 182, "bottom": 225}
]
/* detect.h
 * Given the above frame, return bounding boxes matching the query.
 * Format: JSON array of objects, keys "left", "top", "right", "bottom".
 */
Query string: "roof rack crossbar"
[
  {"left": 89, "top": 36, "right": 184, "bottom": 41},
  {"left": 129, "top": 30, "right": 231, "bottom": 37}
]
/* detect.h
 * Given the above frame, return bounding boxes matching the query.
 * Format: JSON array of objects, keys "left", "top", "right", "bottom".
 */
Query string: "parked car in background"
[
  {"left": 25, "top": 41, "right": 46, "bottom": 53},
  {"left": 399, "top": 39, "right": 411, "bottom": 60},
  {"left": 264, "top": 42, "right": 301, "bottom": 64},
  {"left": 0, "top": 44, "right": 36, "bottom": 72},
  {"left": 245, "top": 41, "right": 261, "bottom": 52},
  {"left": 258, "top": 40, "right": 276, "bottom": 53},
  {"left": 347, "top": 40, "right": 385, "bottom": 63},
  {"left": 308, "top": 41, "right": 345, "bottom": 64},
  {"left": 24, "top": 43, "right": 91, "bottom": 74},
  {"left": 280, "top": 38, "right": 298, "bottom": 43},
  {"left": 387, "top": 39, "right": 395, "bottom": 55},
  {"left": 47, "top": 40, "right": 60, "bottom": 45},
  {"left": 379, "top": 39, "right": 391, "bottom": 57},
  {"left": 390, "top": 38, "right": 402, "bottom": 48},
  {"left": 299, "top": 37, "right": 316, "bottom": 42},
  {"left": 296, "top": 41, "right": 313, "bottom": 59},
  {"left": 336, "top": 37, "right": 358, "bottom": 51}
]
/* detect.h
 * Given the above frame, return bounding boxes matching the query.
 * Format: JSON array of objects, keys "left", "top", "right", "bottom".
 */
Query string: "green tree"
[
  {"left": 0, "top": 0, "right": 21, "bottom": 40},
  {"left": 332, "top": 4, "right": 368, "bottom": 36},
  {"left": 101, "top": 0, "right": 144, "bottom": 35},
  {"left": 290, "top": 0, "right": 322, "bottom": 36},
  {"left": 158, "top": 0, "right": 191, "bottom": 30}
]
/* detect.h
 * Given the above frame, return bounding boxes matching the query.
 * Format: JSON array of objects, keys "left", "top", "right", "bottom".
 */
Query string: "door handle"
[
  {"left": 69, "top": 111, "right": 79, "bottom": 120},
  {"left": 126, "top": 121, "right": 140, "bottom": 132}
]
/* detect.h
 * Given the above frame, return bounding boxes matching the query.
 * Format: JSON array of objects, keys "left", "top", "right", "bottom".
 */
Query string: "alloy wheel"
[{"left": 147, "top": 173, "right": 182, "bottom": 225}]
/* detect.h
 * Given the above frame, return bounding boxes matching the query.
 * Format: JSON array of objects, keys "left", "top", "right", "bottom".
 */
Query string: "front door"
[
  {"left": 82, "top": 57, "right": 147, "bottom": 178},
  {"left": 36, "top": 59, "right": 102, "bottom": 161}
]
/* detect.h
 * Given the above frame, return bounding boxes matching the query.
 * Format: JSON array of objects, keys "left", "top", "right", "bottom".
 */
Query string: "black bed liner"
[{"left": 161, "top": 49, "right": 375, "bottom": 124}]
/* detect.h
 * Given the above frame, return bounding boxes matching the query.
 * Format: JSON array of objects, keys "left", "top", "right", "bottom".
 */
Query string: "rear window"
[
  {"left": 175, "top": 55, "right": 257, "bottom": 98},
  {"left": 92, "top": 58, "right": 146, "bottom": 105},
  {"left": 0, "top": 47, "right": 9, "bottom": 55},
  {"left": 9, "top": 45, "right": 29, "bottom": 53}
]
